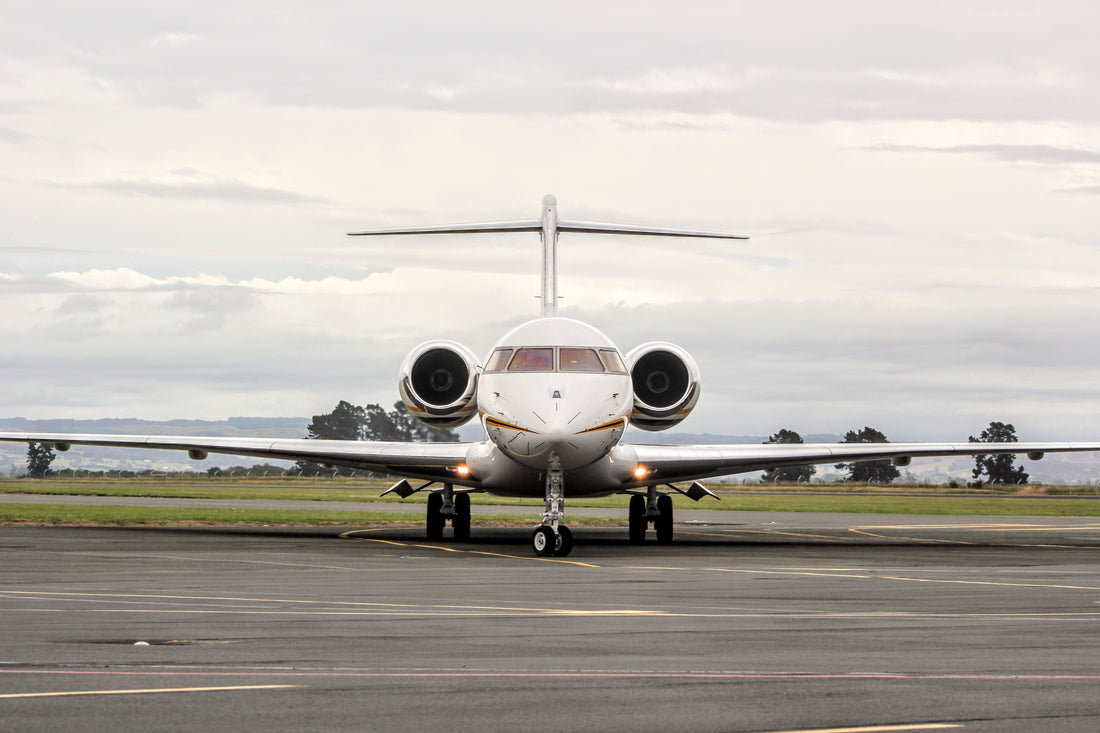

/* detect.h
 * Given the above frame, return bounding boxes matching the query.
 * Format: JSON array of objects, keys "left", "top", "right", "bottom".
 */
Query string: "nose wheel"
[{"left": 532, "top": 524, "right": 574, "bottom": 557}]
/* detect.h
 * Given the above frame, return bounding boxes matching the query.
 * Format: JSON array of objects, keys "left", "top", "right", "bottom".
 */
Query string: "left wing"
[
  {"left": 0, "top": 432, "right": 479, "bottom": 488},
  {"left": 625, "top": 441, "right": 1100, "bottom": 487}
]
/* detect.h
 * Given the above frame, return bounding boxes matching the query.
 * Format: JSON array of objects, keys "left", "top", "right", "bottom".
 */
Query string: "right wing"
[
  {"left": 625, "top": 441, "right": 1100, "bottom": 487},
  {"left": 0, "top": 432, "right": 479, "bottom": 487}
]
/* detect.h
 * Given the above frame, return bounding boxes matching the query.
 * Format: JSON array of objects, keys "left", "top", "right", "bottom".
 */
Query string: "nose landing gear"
[{"left": 532, "top": 453, "right": 575, "bottom": 557}]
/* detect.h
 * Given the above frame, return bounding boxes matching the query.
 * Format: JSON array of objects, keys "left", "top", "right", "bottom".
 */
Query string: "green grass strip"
[
  {"left": 717, "top": 494, "right": 1100, "bottom": 516},
  {"left": 0, "top": 504, "right": 620, "bottom": 527}
]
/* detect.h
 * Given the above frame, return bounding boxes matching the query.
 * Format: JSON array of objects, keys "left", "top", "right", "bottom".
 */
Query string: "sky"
[{"left": 3, "top": 0, "right": 1100, "bottom": 442}]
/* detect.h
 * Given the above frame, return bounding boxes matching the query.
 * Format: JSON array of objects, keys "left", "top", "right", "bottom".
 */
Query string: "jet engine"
[
  {"left": 625, "top": 342, "right": 700, "bottom": 431},
  {"left": 398, "top": 340, "right": 480, "bottom": 429}
]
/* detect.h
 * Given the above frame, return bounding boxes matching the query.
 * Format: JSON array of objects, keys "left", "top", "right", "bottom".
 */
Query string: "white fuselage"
[{"left": 465, "top": 317, "right": 639, "bottom": 497}]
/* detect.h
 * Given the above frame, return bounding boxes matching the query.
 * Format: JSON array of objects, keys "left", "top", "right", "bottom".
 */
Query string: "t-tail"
[{"left": 348, "top": 194, "right": 748, "bottom": 316}]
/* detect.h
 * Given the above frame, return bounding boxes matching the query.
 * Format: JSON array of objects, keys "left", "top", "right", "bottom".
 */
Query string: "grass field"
[{"left": 1, "top": 477, "right": 1099, "bottom": 525}]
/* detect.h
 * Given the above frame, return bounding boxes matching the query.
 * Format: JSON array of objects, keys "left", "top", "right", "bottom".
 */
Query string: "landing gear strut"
[
  {"left": 531, "top": 453, "right": 574, "bottom": 557},
  {"left": 627, "top": 486, "right": 674, "bottom": 544},
  {"left": 425, "top": 484, "right": 471, "bottom": 541}
]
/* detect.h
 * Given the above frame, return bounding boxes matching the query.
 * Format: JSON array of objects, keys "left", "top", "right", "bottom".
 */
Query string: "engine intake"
[
  {"left": 625, "top": 342, "right": 700, "bottom": 431},
  {"left": 399, "top": 340, "right": 480, "bottom": 429}
]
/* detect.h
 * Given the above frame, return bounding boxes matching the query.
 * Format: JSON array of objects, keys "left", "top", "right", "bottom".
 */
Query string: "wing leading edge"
[
  {"left": 625, "top": 441, "right": 1100, "bottom": 487},
  {"left": 0, "top": 433, "right": 477, "bottom": 488}
]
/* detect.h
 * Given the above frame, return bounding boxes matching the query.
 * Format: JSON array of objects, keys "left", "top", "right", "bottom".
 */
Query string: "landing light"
[
  {"left": 633, "top": 466, "right": 648, "bottom": 479},
  {"left": 456, "top": 465, "right": 470, "bottom": 476}
]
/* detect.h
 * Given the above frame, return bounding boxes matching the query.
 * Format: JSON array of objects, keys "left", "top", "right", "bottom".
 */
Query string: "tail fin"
[{"left": 349, "top": 195, "right": 748, "bottom": 317}]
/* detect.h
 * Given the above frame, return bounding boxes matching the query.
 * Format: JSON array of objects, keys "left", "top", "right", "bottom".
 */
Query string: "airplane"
[{"left": 4, "top": 194, "right": 1100, "bottom": 557}]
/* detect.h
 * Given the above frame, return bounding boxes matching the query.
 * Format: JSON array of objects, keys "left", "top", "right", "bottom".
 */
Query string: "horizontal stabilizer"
[
  {"left": 348, "top": 221, "right": 541, "bottom": 237},
  {"left": 559, "top": 221, "right": 748, "bottom": 240}
]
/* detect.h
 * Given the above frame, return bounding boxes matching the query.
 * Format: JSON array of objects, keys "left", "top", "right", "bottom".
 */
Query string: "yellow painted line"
[
  {"left": 686, "top": 567, "right": 1100, "bottom": 591},
  {"left": 877, "top": 576, "right": 1100, "bottom": 591},
  {"left": 848, "top": 528, "right": 977, "bottom": 544},
  {"left": 0, "top": 590, "right": 589, "bottom": 613},
  {"left": 0, "top": 684, "right": 299, "bottom": 700},
  {"left": 708, "top": 568, "right": 872, "bottom": 580},
  {"left": 681, "top": 529, "right": 844, "bottom": 541},
  {"left": 339, "top": 529, "right": 600, "bottom": 567},
  {"left": 857, "top": 523, "right": 1100, "bottom": 531},
  {"left": 761, "top": 724, "right": 961, "bottom": 733},
  {"left": 8, "top": 607, "right": 1100, "bottom": 619}
]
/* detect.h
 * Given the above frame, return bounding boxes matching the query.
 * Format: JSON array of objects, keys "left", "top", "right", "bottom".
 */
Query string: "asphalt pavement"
[{"left": 2, "top": 514, "right": 1100, "bottom": 732}]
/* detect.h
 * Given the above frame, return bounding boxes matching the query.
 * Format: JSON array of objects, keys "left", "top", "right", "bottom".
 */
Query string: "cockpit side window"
[
  {"left": 484, "top": 348, "right": 513, "bottom": 373},
  {"left": 507, "top": 347, "right": 554, "bottom": 372},
  {"left": 598, "top": 349, "right": 628, "bottom": 374},
  {"left": 560, "top": 347, "right": 605, "bottom": 372}
]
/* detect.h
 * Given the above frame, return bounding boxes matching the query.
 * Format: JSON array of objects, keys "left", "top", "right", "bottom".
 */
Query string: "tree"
[
  {"left": 835, "top": 426, "right": 900, "bottom": 484},
  {"left": 307, "top": 400, "right": 366, "bottom": 441},
  {"left": 26, "top": 442, "right": 56, "bottom": 479},
  {"left": 387, "top": 401, "right": 460, "bottom": 443},
  {"left": 969, "top": 421, "right": 1029, "bottom": 485},
  {"left": 296, "top": 400, "right": 461, "bottom": 476},
  {"left": 760, "top": 429, "right": 815, "bottom": 483}
]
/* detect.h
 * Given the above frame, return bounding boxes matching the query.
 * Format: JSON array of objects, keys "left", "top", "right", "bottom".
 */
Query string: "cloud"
[
  {"left": 6, "top": 2, "right": 1099, "bottom": 122},
  {"left": 861, "top": 143, "right": 1100, "bottom": 165},
  {"left": 67, "top": 177, "right": 328, "bottom": 205},
  {"left": 0, "top": 127, "right": 35, "bottom": 144},
  {"left": 1052, "top": 185, "right": 1100, "bottom": 196}
]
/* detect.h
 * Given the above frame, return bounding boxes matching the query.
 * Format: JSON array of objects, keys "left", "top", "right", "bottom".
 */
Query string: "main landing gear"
[
  {"left": 531, "top": 453, "right": 574, "bottom": 557},
  {"left": 426, "top": 484, "right": 471, "bottom": 541},
  {"left": 628, "top": 485, "right": 673, "bottom": 544}
]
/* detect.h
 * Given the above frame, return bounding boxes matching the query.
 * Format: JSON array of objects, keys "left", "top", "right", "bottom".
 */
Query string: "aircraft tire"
[
  {"left": 628, "top": 495, "right": 647, "bottom": 543},
  {"left": 426, "top": 492, "right": 444, "bottom": 540},
  {"left": 532, "top": 526, "right": 556, "bottom": 557},
  {"left": 555, "top": 525, "right": 574, "bottom": 557},
  {"left": 453, "top": 493, "right": 471, "bottom": 542},
  {"left": 655, "top": 494, "right": 673, "bottom": 544}
]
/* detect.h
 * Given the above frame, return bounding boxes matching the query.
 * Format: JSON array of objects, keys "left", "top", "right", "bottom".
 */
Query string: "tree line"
[
  {"left": 761, "top": 420, "right": 1030, "bottom": 484},
  {"left": 22, "top": 406, "right": 1031, "bottom": 485},
  {"left": 292, "top": 400, "right": 460, "bottom": 476}
]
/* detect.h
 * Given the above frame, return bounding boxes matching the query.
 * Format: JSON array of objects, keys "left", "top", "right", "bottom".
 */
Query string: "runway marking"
[
  {"left": 5, "top": 605, "right": 1100, "bottom": 620},
  {"left": 847, "top": 528, "right": 976, "bottom": 544},
  {"left": 682, "top": 529, "right": 845, "bottom": 541},
  {"left": 4, "top": 668, "right": 1100, "bottom": 682},
  {"left": 850, "top": 522, "right": 1100, "bottom": 545},
  {"left": 0, "top": 590, "right": 610, "bottom": 615},
  {"left": 760, "top": 725, "right": 961, "bottom": 733},
  {"left": 857, "top": 523, "right": 1100, "bottom": 531},
  {"left": 0, "top": 684, "right": 299, "bottom": 700},
  {"left": 338, "top": 529, "right": 601, "bottom": 567},
  {"left": 698, "top": 567, "right": 1100, "bottom": 591}
]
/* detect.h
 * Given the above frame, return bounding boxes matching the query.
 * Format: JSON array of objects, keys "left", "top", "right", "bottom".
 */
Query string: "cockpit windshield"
[
  {"left": 483, "top": 346, "right": 628, "bottom": 374},
  {"left": 560, "top": 348, "right": 604, "bottom": 372},
  {"left": 507, "top": 347, "right": 554, "bottom": 372}
]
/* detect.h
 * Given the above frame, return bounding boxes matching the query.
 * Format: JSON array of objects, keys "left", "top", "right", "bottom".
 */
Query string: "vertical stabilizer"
[
  {"left": 539, "top": 194, "right": 559, "bottom": 317},
  {"left": 348, "top": 195, "right": 747, "bottom": 318}
]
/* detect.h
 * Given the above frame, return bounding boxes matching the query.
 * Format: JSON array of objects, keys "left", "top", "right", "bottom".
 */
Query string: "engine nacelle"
[
  {"left": 625, "top": 342, "right": 700, "bottom": 431},
  {"left": 398, "top": 340, "right": 480, "bottom": 429}
]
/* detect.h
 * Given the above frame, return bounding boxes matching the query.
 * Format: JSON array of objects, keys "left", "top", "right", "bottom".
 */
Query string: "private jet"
[{"left": 4, "top": 195, "right": 1100, "bottom": 557}]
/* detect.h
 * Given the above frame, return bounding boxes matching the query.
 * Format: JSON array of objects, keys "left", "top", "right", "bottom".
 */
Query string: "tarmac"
[{"left": 1, "top": 504, "right": 1099, "bottom": 732}]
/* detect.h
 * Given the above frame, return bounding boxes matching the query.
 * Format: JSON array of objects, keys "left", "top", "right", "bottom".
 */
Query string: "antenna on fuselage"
[{"left": 348, "top": 195, "right": 748, "bottom": 317}]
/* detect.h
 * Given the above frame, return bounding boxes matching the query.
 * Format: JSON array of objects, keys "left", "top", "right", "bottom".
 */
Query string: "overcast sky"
[{"left": 3, "top": 1, "right": 1100, "bottom": 441}]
